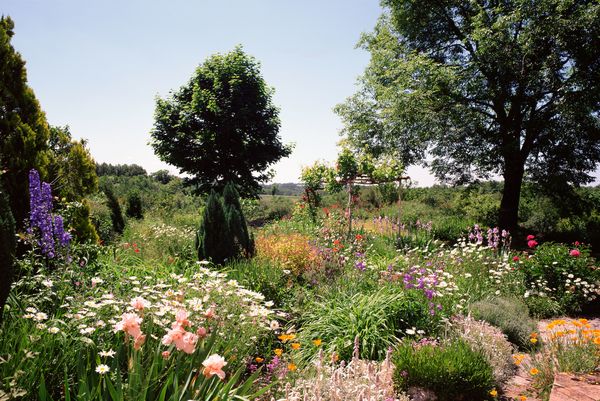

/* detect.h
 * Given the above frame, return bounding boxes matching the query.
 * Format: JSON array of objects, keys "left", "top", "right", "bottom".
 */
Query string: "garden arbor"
[{"left": 301, "top": 148, "right": 409, "bottom": 236}]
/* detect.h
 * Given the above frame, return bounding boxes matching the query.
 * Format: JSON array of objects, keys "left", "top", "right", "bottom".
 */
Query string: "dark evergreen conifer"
[
  {"left": 0, "top": 182, "right": 16, "bottom": 321},
  {"left": 197, "top": 189, "right": 233, "bottom": 264},
  {"left": 222, "top": 182, "right": 254, "bottom": 257},
  {"left": 103, "top": 186, "right": 125, "bottom": 234}
]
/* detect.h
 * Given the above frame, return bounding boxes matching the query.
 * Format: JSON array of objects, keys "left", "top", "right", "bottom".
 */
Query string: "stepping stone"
[{"left": 549, "top": 373, "right": 600, "bottom": 401}]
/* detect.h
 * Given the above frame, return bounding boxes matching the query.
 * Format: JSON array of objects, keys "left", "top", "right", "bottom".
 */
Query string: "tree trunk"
[{"left": 498, "top": 162, "right": 525, "bottom": 232}]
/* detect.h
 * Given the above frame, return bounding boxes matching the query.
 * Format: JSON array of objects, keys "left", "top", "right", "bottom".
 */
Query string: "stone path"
[
  {"left": 502, "top": 317, "right": 600, "bottom": 401},
  {"left": 549, "top": 373, "right": 600, "bottom": 401}
]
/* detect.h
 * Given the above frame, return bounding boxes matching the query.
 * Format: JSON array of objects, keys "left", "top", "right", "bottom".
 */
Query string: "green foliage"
[
  {"left": 0, "top": 16, "right": 50, "bottom": 227},
  {"left": 103, "top": 185, "right": 125, "bottom": 235},
  {"left": 521, "top": 242, "right": 600, "bottom": 315},
  {"left": 96, "top": 162, "right": 147, "bottom": 177},
  {"left": 296, "top": 287, "right": 433, "bottom": 362},
  {"left": 62, "top": 200, "right": 100, "bottom": 244},
  {"left": 337, "top": 1, "right": 600, "bottom": 229},
  {"left": 126, "top": 192, "right": 144, "bottom": 220},
  {"left": 47, "top": 126, "right": 98, "bottom": 202},
  {"left": 197, "top": 190, "right": 233, "bottom": 265},
  {"left": 0, "top": 182, "right": 15, "bottom": 320},
  {"left": 392, "top": 339, "right": 495, "bottom": 401},
  {"left": 151, "top": 46, "right": 292, "bottom": 197},
  {"left": 470, "top": 297, "right": 537, "bottom": 351}
]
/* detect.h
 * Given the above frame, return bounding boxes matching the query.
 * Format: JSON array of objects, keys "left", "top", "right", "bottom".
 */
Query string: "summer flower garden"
[
  {"left": 2, "top": 1, "right": 600, "bottom": 400},
  {"left": 0, "top": 167, "right": 599, "bottom": 401}
]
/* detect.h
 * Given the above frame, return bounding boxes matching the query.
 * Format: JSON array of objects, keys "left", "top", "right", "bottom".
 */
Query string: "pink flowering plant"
[
  {"left": 1, "top": 263, "right": 276, "bottom": 400},
  {"left": 520, "top": 241, "right": 600, "bottom": 314}
]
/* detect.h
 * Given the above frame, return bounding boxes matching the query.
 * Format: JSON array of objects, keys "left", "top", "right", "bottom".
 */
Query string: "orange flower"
[
  {"left": 255, "top": 357, "right": 264, "bottom": 363},
  {"left": 287, "top": 363, "right": 297, "bottom": 371},
  {"left": 530, "top": 368, "right": 539, "bottom": 375},
  {"left": 278, "top": 333, "right": 296, "bottom": 343},
  {"left": 489, "top": 389, "right": 498, "bottom": 397},
  {"left": 274, "top": 348, "right": 283, "bottom": 356},
  {"left": 593, "top": 337, "right": 600, "bottom": 345},
  {"left": 291, "top": 342, "right": 301, "bottom": 350},
  {"left": 519, "top": 396, "right": 527, "bottom": 401},
  {"left": 312, "top": 339, "right": 322, "bottom": 346}
]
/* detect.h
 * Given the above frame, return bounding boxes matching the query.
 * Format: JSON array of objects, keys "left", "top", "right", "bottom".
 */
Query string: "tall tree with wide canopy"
[
  {"left": 336, "top": 0, "right": 600, "bottom": 230},
  {"left": 0, "top": 16, "right": 50, "bottom": 226},
  {"left": 151, "top": 46, "right": 292, "bottom": 197}
]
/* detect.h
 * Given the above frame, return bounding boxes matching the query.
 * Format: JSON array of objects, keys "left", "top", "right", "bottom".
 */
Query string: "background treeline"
[{"left": 92, "top": 171, "right": 600, "bottom": 252}]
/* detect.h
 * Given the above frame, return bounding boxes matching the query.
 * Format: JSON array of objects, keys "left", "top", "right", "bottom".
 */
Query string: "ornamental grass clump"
[
  {"left": 296, "top": 287, "right": 432, "bottom": 362},
  {"left": 449, "top": 315, "right": 516, "bottom": 385},
  {"left": 470, "top": 296, "right": 537, "bottom": 351},
  {"left": 392, "top": 338, "right": 495, "bottom": 401}
]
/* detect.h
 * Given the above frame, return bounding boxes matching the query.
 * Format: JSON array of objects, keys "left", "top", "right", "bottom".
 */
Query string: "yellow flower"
[
  {"left": 274, "top": 348, "right": 283, "bottom": 356},
  {"left": 530, "top": 337, "right": 538, "bottom": 344},
  {"left": 312, "top": 339, "right": 322, "bottom": 346},
  {"left": 255, "top": 357, "right": 264, "bottom": 363},
  {"left": 287, "top": 363, "right": 297, "bottom": 371},
  {"left": 530, "top": 368, "right": 539, "bottom": 375},
  {"left": 489, "top": 389, "right": 498, "bottom": 397},
  {"left": 291, "top": 342, "right": 301, "bottom": 350}
]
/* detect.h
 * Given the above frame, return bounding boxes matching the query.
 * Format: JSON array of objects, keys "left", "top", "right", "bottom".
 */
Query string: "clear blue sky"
[{"left": 1, "top": 1, "right": 597, "bottom": 186}]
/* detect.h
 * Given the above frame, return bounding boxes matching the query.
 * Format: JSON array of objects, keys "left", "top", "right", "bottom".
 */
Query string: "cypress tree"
[
  {"left": 0, "top": 16, "right": 51, "bottom": 227},
  {"left": 197, "top": 189, "right": 233, "bottom": 265},
  {"left": 103, "top": 185, "right": 125, "bottom": 235},
  {"left": 222, "top": 182, "right": 254, "bottom": 257},
  {"left": 0, "top": 182, "right": 16, "bottom": 321}
]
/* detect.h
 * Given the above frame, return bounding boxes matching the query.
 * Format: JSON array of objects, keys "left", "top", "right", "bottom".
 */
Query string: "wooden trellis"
[{"left": 342, "top": 174, "right": 411, "bottom": 237}]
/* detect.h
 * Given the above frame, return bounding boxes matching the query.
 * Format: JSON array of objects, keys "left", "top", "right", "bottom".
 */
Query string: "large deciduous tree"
[
  {"left": 0, "top": 16, "right": 50, "bottom": 227},
  {"left": 150, "top": 46, "right": 292, "bottom": 197},
  {"left": 336, "top": 0, "right": 600, "bottom": 230}
]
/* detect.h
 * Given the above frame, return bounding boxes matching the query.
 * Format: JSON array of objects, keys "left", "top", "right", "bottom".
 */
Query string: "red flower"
[
  {"left": 134, "top": 248, "right": 140, "bottom": 253},
  {"left": 526, "top": 235, "right": 536, "bottom": 241},
  {"left": 569, "top": 249, "right": 580, "bottom": 257},
  {"left": 527, "top": 240, "right": 538, "bottom": 248},
  {"left": 323, "top": 208, "right": 330, "bottom": 216},
  {"left": 513, "top": 256, "right": 520, "bottom": 262},
  {"left": 355, "top": 234, "right": 363, "bottom": 241}
]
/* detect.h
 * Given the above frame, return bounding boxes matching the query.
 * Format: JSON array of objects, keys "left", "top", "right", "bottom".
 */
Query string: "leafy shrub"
[
  {"left": 296, "top": 287, "right": 432, "bottom": 362},
  {"left": 392, "top": 338, "right": 495, "bottom": 401},
  {"left": 449, "top": 315, "right": 515, "bottom": 384},
  {"left": 88, "top": 198, "right": 115, "bottom": 244},
  {"left": 255, "top": 232, "right": 318, "bottom": 276},
  {"left": 521, "top": 242, "right": 599, "bottom": 314},
  {"left": 125, "top": 191, "right": 144, "bottom": 219},
  {"left": 470, "top": 297, "right": 537, "bottom": 350},
  {"left": 524, "top": 295, "right": 562, "bottom": 318}
]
